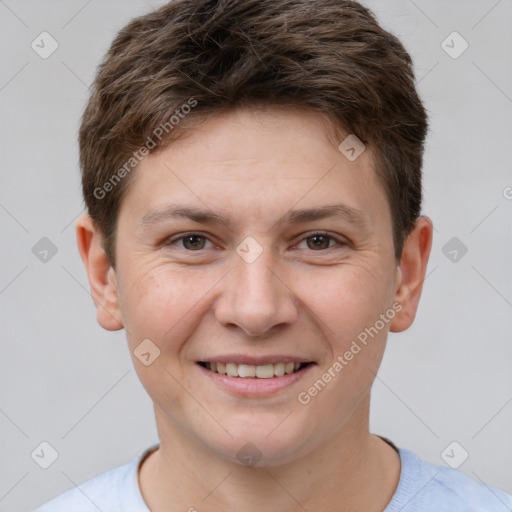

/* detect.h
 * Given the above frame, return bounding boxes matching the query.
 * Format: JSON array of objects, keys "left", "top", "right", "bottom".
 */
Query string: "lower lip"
[{"left": 196, "top": 363, "right": 314, "bottom": 397}]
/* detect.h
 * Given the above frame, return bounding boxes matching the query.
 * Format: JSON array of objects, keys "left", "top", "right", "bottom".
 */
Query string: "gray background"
[{"left": 1, "top": 0, "right": 511, "bottom": 510}]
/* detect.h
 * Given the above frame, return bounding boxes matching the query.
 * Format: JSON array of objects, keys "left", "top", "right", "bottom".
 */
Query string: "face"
[{"left": 90, "top": 107, "right": 411, "bottom": 465}]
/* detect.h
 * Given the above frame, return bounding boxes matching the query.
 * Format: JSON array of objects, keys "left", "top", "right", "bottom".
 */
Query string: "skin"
[{"left": 76, "top": 106, "right": 433, "bottom": 511}]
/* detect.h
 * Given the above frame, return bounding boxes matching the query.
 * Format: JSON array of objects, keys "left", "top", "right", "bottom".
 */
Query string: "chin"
[{"left": 201, "top": 418, "right": 315, "bottom": 468}]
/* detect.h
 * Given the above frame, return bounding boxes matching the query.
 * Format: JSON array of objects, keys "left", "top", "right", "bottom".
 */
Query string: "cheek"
[
  {"left": 119, "top": 266, "right": 206, "bottom": 413},
  {"left": 118, "top": 264, "right": 215, "bottom": 348},
  {"left": 299, "top": 261, "right": 393, "bottom": 345}
]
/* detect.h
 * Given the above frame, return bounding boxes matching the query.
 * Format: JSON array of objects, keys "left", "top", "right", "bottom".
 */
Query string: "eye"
[
  {"left": 166, "top": 232, "right": 213, "bottom": 251},
  {"left": 164, "top": 231, "right": 347, "bottom": 253},
  {"left": 295, "top": 232, "right": 346, "bottom": 251}
]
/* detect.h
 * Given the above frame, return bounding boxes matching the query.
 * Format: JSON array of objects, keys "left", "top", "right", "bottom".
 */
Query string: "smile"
[
  {"left": 196, "top": 356, "right": 316, "bottom": 396},
  {"left": 199, "top": 361, "right": 311, "bottom": 378}
]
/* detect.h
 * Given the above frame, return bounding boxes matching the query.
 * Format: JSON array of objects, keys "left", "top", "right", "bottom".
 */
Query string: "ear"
[
  {"left": 75, "top": 214, "right": 123, "bottom": 331},
  {"left": 389, "top": 216, "right": 433, "bottom": 332}
]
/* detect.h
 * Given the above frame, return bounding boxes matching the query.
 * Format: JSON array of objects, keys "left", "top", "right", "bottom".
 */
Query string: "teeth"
[
  {"left": 274, "top": 362, "right": 285, "bottom": 376},
  {"left": 238, "top": 364, "right": 256, "bottom": 378},
  {"left": 226, "top": 363, "right": 238, "bottom": 377},
  {"left": 256, "top": 364, "right": 274, "bottom": 379},
  {"left": 204, "top": 361, "right": 307, "bottom": 378}
]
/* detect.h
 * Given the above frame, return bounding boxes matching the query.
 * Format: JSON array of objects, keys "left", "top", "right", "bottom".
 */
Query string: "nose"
[{"left": 213, "top": 245, "right": 299, "bottom": 337}]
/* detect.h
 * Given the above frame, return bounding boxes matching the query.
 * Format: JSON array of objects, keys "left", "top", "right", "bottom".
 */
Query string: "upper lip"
[{"left": 197, "top": 355, "right": 315, "bottom": 365}]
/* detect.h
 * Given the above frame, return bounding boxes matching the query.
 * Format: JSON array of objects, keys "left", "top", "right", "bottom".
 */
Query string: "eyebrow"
[{"left": 138, "top": 203, "right": 369, "bottom": 232}]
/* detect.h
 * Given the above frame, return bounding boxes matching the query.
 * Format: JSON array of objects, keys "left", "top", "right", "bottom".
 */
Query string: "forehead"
[{"left": 119, "top": 106, "right": 390, "bottom": 231}]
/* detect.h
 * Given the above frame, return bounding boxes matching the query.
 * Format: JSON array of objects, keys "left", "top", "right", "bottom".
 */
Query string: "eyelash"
[{"left": 164, "top": 231, "right": 347, "bottom": 252}]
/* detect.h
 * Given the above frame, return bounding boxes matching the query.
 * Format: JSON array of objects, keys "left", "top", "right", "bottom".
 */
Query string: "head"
[{"left": 77, "top": 0, "right": 433, "bottom": 466}]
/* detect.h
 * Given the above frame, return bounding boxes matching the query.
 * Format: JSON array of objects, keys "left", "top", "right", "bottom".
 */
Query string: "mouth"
[
  {"left": 196, "top": 358, "right": 315, "bottom": 397},
  {"left": 198, "top": 361, "right": 313, "bottom": 378}
]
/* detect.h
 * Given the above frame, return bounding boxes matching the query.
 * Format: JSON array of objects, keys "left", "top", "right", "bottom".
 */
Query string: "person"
[{"left": 33, "top": 0, "right": 512, "bottom": 510}]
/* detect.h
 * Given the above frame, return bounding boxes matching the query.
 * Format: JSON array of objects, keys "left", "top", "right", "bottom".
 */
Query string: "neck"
[{"left": 139, "top": 393, "right": 400, "bottom": 512}]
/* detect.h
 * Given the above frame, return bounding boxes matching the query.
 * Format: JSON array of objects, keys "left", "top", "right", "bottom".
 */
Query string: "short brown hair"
[{"left": 79, "top": 0, "right": 428, "bottom": 267}]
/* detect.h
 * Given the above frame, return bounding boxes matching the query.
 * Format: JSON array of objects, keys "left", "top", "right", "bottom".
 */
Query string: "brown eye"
[
  {"left": 164, "top": 232, "right": 213, "bottom": 251},
  {"left": 293, "top": 232, "right": 347, "bottom": 252},
  {"left": 306, "top": 234, "right": 332, "bottom": 250},
  {"left": 181, "top": 234, "right": 207, "bottom": 250}
]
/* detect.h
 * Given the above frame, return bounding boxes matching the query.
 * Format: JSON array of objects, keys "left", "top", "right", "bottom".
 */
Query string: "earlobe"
[
  {"left": 389, "top": 216, "right": 433, "bottom": 333},
  {"left": 75, "top": 214, "right": 124, "bottom": 331}
]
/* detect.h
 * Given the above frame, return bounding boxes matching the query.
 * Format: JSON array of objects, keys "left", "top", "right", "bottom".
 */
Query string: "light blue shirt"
[{"left": 33, "top": 443, "right": 512, "bottom": 511}]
